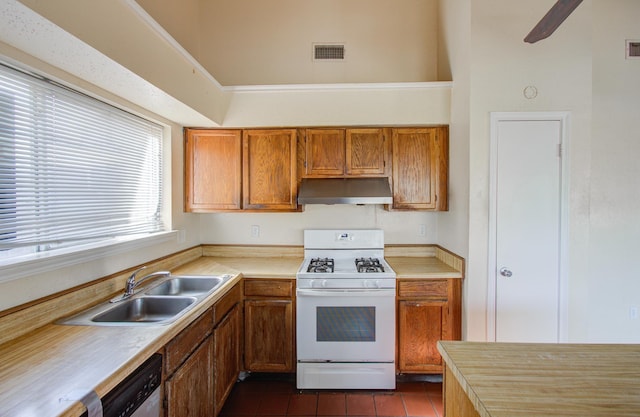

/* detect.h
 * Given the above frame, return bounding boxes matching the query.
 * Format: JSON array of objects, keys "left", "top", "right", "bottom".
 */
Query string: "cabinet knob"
[{"left": 499, "top": 267, "right": 513, "bottom": 277}]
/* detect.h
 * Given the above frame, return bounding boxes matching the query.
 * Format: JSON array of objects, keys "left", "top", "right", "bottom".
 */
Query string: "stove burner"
[
  {"left": 307, "top": 258, "right": 335, "bottom": 273},
  {"left": 355, "top": 257, "right": 385, "bottom": 273}
]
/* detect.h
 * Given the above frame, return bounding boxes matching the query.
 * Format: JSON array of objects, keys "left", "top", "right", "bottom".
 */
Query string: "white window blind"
[{"left": 0, "top": 62, "right": 164, "bottom": 260}]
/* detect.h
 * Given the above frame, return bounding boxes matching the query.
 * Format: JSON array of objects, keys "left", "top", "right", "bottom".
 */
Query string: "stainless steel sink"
[
  {"left": 58, "top": 273, "right": 235, "bottom": 326},
  {"left": 145, "top": 276, "right": 223, "bottom": 296},
  {"left": 91, "top": 296, "right": 196, "bottom": 323}
]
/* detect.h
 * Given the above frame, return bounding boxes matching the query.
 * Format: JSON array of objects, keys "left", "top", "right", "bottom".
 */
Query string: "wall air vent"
[
  {"left": 313, "top": 44, "right": 345, "bottom": 61},
  {"left": 626, "top": 40, "right": 640, "bottom": 59}
]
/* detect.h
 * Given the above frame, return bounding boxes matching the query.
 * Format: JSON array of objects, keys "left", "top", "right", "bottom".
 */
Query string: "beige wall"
[
  {"left": 587, "top": 0, "right": 640, "bottom": 342},
  {"left": 17, "top": 0, "right": 230, "bottom": 125},
  {"left": 0, "top": 0, "right": 448, "bottom": 310},
  {"left": 465, "top": 0, "right": 593, "bottom": 342},
  {"left": 137, "top": 0, "right": 442, "bottom": 85},
  {"left": 464, "top": 0, "right": 640, "bottom": 343},
  {"left": 437, "top": 0, "right": 471, "bottom": 339},
  {"left": 134, "top": 0, "right": 201, "bottom": 57}
]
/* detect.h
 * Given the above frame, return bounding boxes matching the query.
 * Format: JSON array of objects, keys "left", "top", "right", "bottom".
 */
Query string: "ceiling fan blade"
[{"left": 524, "top": 0, "right": 583, "bottom": 43}]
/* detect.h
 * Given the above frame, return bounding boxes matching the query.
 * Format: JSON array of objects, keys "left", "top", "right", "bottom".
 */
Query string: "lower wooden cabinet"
[
  {"left": 397, "top": 279, "right": 461, "bottom": 373},
  {"left": 163, "top": 282, "right": 242, "bottom": 417},
  {"left": 213, "top": 287, "right": 242, "bottom": 415},
  {"left": 165, "top": 335, "right": 214, "bottom": 417},
  {"left": 243, "top": 279, "right": 295, "bottom": 372}
]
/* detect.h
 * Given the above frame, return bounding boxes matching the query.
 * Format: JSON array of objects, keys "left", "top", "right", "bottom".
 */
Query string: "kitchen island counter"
[{"left": 438, "top": 341, "right": 640, "bottom": 417}]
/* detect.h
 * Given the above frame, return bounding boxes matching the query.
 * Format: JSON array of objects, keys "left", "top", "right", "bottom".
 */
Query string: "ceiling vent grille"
[
  {"left": 313, "top": 44, "right": 345, "bottom": 61},
  {"left": 626, "top": 40, "right": 640, "bottom": 59}
]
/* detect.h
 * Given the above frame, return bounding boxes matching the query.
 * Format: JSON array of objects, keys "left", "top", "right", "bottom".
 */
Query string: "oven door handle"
[{"left": 296, "top": 289, "right": 396, "bottom": 297}]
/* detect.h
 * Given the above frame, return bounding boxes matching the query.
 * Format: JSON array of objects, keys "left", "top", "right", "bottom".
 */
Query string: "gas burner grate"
[
  {"left": 307, "top": 258, "right": 335, "bottom": 273},
  {"left": 355, "top": 257, "right": 386, "bottom": 273}
]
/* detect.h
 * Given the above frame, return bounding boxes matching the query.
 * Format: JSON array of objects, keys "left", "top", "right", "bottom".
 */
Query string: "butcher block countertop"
[
  {"left": 438, "top": 341, "right": 640, "bottom": 417},
  {"left": 0, "top": 244, "right": 463, "bottom": 416}
]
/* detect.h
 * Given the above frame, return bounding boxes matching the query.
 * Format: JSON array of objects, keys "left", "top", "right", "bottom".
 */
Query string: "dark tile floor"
[{"left": 221, "top": 374, "right": 443, "bottom": 417}]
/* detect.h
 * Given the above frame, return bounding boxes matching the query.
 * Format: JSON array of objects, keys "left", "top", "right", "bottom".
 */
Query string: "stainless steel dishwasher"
[{"left": 81, "top": 353, "right": 162, "bottom": 417}]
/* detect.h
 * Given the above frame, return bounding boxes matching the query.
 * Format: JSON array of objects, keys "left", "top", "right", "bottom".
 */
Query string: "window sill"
[{"left": 0, "top": 231, "right": 177, "bottom": 284}]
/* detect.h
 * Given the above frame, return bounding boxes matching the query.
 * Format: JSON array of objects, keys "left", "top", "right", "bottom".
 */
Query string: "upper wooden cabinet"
[
  {"left": 185, "top": 129, "right": 242, "bottom": 212},
  {"left": 304, "top": 128, "right": 388, "bottom": 177},
  {"left": 304, "top": 129, "right": 345, "bottom": 176},
  {"left": 184, "top": 128, "right": 298, "bottom": 212},
  {"left": 243, "top": 129, "right": 298, "bottom": 210},
  {"left": 185, "top": 126, "right": 449, "bottom": 212},
  {"left": 391, "top": 127, "right": 448, "bottom": 211}
]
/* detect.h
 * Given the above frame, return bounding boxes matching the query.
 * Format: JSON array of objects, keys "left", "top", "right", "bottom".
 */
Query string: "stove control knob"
[{"left": 312, "top": 279, "right": 327, "bottom": 288}]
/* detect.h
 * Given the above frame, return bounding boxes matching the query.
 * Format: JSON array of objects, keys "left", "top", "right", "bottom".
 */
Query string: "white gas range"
[{"left": 296, "top": 229, "right": 397, "bottom": 390}]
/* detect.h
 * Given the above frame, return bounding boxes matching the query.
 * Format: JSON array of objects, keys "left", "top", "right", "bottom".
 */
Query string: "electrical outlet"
[
  {"left": 177, "top": 229, "right": 186, "bottom": 244},
  {"left": 251, "top": 225, "right": 260, "bottom": 238},
  {"left": 630, "top": 306, "right": 638, "bottom": 320},
  {"left": 419, "top": 224, "right": 427, "bottom": 237}
]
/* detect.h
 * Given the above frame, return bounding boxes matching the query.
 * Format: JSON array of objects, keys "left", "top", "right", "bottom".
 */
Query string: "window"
[{"left": 0, "top": 62, "right": 164, "bottom": 262}]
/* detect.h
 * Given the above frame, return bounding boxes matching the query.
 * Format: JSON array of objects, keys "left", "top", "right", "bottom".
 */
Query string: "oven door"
[{"left": 296, "top": 288, "right": 395, "bottom": 362}]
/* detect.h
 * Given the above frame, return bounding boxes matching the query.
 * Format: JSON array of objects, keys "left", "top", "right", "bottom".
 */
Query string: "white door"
[{"left": 489, "top": 113, "right": 568, "bottom": 343}]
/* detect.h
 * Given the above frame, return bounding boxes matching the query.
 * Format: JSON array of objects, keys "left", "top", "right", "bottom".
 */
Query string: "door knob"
[{"left": 499, "top": 267, "right": 513, "bottom": 277}]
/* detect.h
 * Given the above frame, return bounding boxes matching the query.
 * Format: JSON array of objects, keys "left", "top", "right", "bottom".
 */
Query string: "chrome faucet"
[{"left": 113, "top": 266, "right": 171, "bottom": 301}]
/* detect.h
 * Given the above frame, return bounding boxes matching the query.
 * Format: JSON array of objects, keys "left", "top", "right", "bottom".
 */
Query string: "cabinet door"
[
  {"left": 244, "top": 299, "right": 293, "bottom": 372},
  {"left": 391, "top": 127, "right": 448, "bottom": 210},
  {"left": 165, "top": 336, "right": 214, "bottom": 417},
  {"left": 243, "top": 129, "right": 298, "bottom": 210},
  {"left": 164, "top": 309, "right": 214, "bottom": 376},
  {"left": 213, "top": 303, "right": 241, "bottom": 416},
  {"left": 346, "top": 128, "right": 386, "bottom": 176},
  {"left": 185, "top": 129, "right": 242, "bottom": 212},
  {"left": 398, "top": 301, "right": 445, "bottom": 372},
  {"left": 304, "top": 129, "right": 345, "bottom": 176}
]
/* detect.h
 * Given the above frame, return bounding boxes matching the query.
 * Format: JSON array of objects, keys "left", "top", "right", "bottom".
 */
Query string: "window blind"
[{"left": 0, "top": 62, "right": 164, "bottom": 259}]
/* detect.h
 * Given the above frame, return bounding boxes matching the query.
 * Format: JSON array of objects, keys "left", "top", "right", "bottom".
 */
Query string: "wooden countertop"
[
  {"left": 387, "top": 256, "right": 462, "bottom": 279},
  {"left": 438, "top": 341, "right": 640, "bottom": 417},
  {"left": 180, "top": 256, "right": 302, "bottom": 279},
  {"left": 185, "top": 245, "right": 464, "bottom": 279},
  {"left": 181, "top": 251, "right": 463, "bottom": 280},
  {"left": 0, "top": 248, "right": 463, "bottom": 416},
  {"left": 0, "top": 265, "right": 241, "bottom": 417}
]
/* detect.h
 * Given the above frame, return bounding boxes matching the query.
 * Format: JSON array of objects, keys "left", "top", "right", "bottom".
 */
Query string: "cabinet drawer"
[
  {"left": 165, "top": 309, "right": 213, "bottom": 376},
  {"left": 398, "top": 280, "right": 448, "bottom": 298},
  {"left": 213, "top": 283, "right": 241, "bottom": 325},
  {"left": 244, "top": 279, "right": 293, "bottom": 297}
]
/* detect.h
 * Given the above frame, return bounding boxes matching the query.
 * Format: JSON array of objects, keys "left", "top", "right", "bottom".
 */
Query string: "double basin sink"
[{"left": 60, "top": 274, "right": 234, "bottom": 326}]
